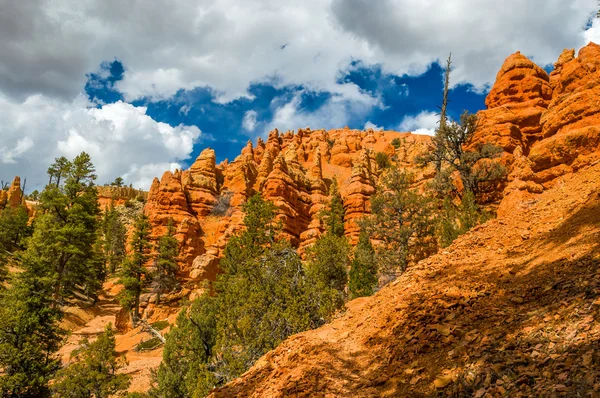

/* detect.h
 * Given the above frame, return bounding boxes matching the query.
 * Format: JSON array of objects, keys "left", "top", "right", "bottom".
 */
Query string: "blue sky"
[
  {"left": 1, "top": 1, "right": 598, "bottom": 189},
  {"left": 86, "top": 59, "right": 486, "bottom": 165}
]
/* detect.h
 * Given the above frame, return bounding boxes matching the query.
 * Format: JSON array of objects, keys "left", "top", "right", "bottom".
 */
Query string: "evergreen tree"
[
  {"left": 320, "top": 179, "right": 345, "bottom": 237},
  {"left": 437, "top": 190, "right": 490, "bottom": 248},
  {"left": 53, "top": 324, "right": 130, "bottom": 398},
  {"left": 419, "top": 56, "right": 506, "bottom": 198},
  {"left": 37, "top": 152, "right": 102, "bottom": 303},
  {"left": 151, "top": 219, "right": 179, "bottom": 304},
  {"left": 112, "top": 177, "right": 124, "bottom": 188},
  {"left": 152, "top": 294, "right": 217, "bottom": 398},
  {"left": 0, "top": 258, "right": 65, "bottom": 397},
  {"left": 360, "top": 168, "right": 436, "bottom": 284},
  {"left": 0, "top": 204, "right": 31, "bottom": 254},
  {"left": 306, "top": 181, "right": 350, "bottom": 315},
  {"left": 348, "top": 231, "right": 378, "bottom": 299},
  {"left": 101, "top": 202, "right": 127, "bottom": 274},
  {"left": 118, "top": 214, "right": 151, "bottom": 322},
  {"left": 154, "top": 194, "right": 342, "bottom": 394}
]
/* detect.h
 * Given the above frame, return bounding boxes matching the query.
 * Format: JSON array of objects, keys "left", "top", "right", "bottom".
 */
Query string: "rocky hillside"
[{"left": 208, "top": 43, "right": 600, "bottom": 396}]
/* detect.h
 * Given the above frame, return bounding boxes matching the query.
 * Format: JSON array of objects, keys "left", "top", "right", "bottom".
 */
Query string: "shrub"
[
  {"left": 210, "top": 190, "right": 233, "bottom": 216},
  {"left": 375, "top": 152, "right": 391, "bottom": 169},
  {"left": 135, "top": 337, "right": 162, "bottom": 352},
  {"left": 151, "top": 320, "right": 170, "bottom": 331},
  {"left": 391, "top": 138, "right": 402, "bottom": 148}
]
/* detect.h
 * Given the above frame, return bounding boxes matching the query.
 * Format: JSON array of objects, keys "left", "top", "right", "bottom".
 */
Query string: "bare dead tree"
[{"left": 19, "top": 178, "right": 27, "bottom": 203}]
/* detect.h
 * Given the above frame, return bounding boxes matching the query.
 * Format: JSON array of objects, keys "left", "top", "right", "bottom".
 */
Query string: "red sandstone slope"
[{"left": 211, "top": 137, "right": 600, "bottom": 398}]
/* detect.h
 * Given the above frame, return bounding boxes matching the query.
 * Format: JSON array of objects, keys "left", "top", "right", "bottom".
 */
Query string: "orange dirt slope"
[{"left": 211, "top": 160, "right": 600, "bottom": 397}]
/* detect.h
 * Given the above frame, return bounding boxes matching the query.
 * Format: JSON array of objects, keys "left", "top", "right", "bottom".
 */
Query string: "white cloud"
[
  {"left": 399, "top": 83, "right": 409, "bottom": 97},
  {"left": 265, "top": 92, "right": 377, "bottom": 135},
  {"left": 584, "top": 18, "right": 600, "bottom": 44},
  {"left": 0, "top": 1, "right": 597, "bottom": 104},
  {"left": 179, "top": 104, "right": 192, "bottom": 115},
  {"left": 0, "top": 94, "right": 201, "bottom": 190},
  {"left": 399, "top": 111, "right": 439, "bottom": 136},
  {"left": 364, "top": 121, "right": 383, "bottom": 131},
  {"left": 242, "top": 110, "right": 258, "bottom": 132}
]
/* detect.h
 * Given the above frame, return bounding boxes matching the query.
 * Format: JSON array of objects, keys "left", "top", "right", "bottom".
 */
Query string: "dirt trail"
[
  {"left": 60, "top": 286, "right": 165, "bottom": 393},
  {"left": 212, "top": 162, "right": 600, "bottom": 397}
]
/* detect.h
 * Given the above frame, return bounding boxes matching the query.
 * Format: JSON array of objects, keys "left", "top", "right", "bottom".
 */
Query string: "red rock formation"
[
  {"left": 145, "top": 171, "right": 203, "bottom": 271},
  {"left": 145, "top": 127, "right": 428, "bottom": 287},
  {"left": 182, "top": 148, "right": 218, "bottom": 216},
  {"left": 472, "top": 51, "right": 553, "bottom": 155},
  {"left": 529, "top": 43, "right": 600, "bottom": 176},
  {"left": 341, "top": 150, "right": 376, "bottom": 242},
  {"left": 6, "top": 176, "right": 23, "bottom": 208}
]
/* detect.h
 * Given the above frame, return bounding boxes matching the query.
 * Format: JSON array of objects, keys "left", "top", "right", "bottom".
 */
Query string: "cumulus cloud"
[
  {"left": 0, "top": 94, "right": 201, "bottom": 190},
  {"left": 584, "top": 18, "right": 600, "bottom": 44},
  {"left": 364, "top": 121, "right": 383, "bottom": 131},
  {"left": 331, "top": 0, "right": 598, "bottom": 91},
  {"left": 1, "top": 1, "right": 597, "bottom": 103},
  {"left": 399, "top": 111, "right": 439, "bottom": 136},
  {"left": 242, "top": 110, "right": 259, "bottom": 132},
  {"left": 265, "top": 92, "right": 377, "bottom": 135}
]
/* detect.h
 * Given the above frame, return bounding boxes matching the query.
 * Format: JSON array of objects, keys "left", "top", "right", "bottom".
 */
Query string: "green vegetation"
[
  {"left": 118, "top": 214, "right": 151, "bottom": 322},
  {"left": 0, "top": 266, "right": 64, "bottom": 397},
  {"left": 375, "top": 151, "right": 391, "bottom": 169},
  {"left": 151, "top": 219, "right": 179, "bottom": 303},
  {"left": 135, "top": 337, "right": 163, "bottom": 352},
  {"left": 150, "top": 320, "right": 170, "bottom": 331},
  {"left": 53, "top": 324, "right": 130, "bottom": 398},
  {"left": 38, "top": 152, "right": 103, "bottom": 303},
  {"left": 0, "top": 204, "right": 31, "bottom": 254},
  {"left": 391, "top": 137, "right": 402, "bottom": 148},
  {"left": 101, "top": 201, "right": 127, "bottom": 273},
  {"left": 360, "top": 168, "right": 436, "bottom": 283},
  {"left": 112, "top": 177, "right": 124, "bottom": 187},
  {"left": 154, "top": 194, "right": 348, "bottom": 396},
  {"left": 349, "top": 231, "right": 378, "bottom": 299},
  {"left": 0, "top": 152, "right": 105, "bottom": 396}
]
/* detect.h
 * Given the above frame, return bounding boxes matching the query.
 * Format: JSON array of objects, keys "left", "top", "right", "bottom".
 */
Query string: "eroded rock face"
[
  {"left": 145, "top": 129, "right": 431, "bottom": 288},
  {"left": 530, "top": 43, "right": 600, "bottom": 175},
  {"left": 486, "top": 42, "right": 600, "bottom": 216},
  {"left": 472, "top": 51, "right": 553, "bottom": 155},
  {"left": 183, "top": 148, "right": 219, "bottom": 217},
  {"left": 6, "top": 176, "right": 23, "bottom": 208},
  {"left": 145, "top": 171, "right": 204, "bottom": 271}
]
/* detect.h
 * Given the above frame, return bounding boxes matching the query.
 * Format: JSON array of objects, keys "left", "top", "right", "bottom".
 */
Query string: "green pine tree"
[
  {"left": 348, "top": 231, "right": 378, "bottom": 299},
  {"left": 0, "top": 204, "right": 31, "bottom": 254},
  {"left": 37, "top": 152, "right": 103, "bottom": 304},
  {"left": 320, "top": 178, "right": 345, "bottom": 237},
  {"left": 307, "top": 182, "right": 351, "bottom": 317},
  {"left": 53, "top": 324, "right": 130, "bottom": 398},
  {"left": 152, "top": 294, "right": 217, "bottom": 398},
  {"left": 360, "top": 168, "right": 436, "bottom": 284},
  {"left": 151, "top": 219, "right": 179, "bottom": 304},
  {"left": 0, "top": 258, "right": 65, "bottom": 397},
  {"left": 118, "top": 214, "right": 151, "bottom": 322},
  {"left": 101, "top": 201, "right": 127, "bottom": 274}
]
